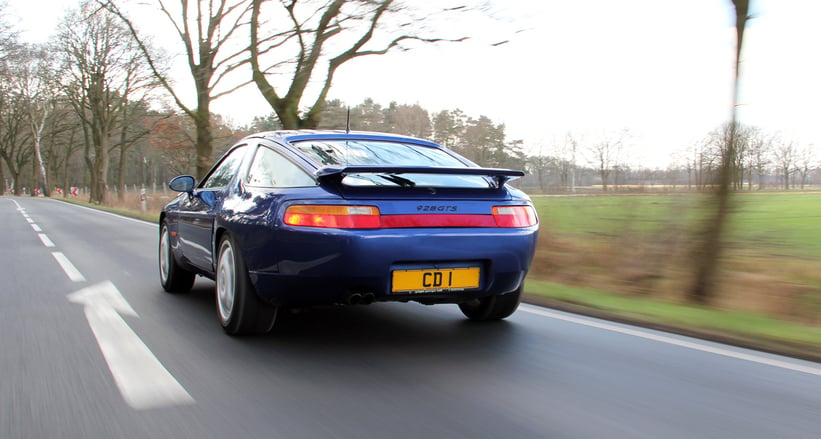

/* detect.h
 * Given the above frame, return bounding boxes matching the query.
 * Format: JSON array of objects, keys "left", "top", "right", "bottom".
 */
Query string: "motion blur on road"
[{"left": 2, "top": 197, "right": 820, "bottom": 439}]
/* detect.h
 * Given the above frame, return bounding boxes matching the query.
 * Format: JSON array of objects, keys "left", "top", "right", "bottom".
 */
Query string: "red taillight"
[
  {"left": 284, "top": 205, "right": 380, "bottom": 229},
  {"left": 492, "top": 206, "right": 538, "bottom": 228}
]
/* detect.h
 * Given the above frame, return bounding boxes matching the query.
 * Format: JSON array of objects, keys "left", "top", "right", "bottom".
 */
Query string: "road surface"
[{"left": 2, "top": 197, "right": 820, "bottom": 439}]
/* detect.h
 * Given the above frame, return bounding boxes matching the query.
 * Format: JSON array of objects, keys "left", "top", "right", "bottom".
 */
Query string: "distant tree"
[
  {"left": 249, "top": 113, "right": 283, "bottom": 132},
  {"left": 526, "top": 151, "right": 553, "bottom": 192},
  {"left": 773, "top": 138, "right": 796, "bottom": 190},
  {"left": 146, "top": 112, "right": 196, "bottom": 177},
  {"left": 317, "top": 99, "right": 349, "bottom": 131},
  {"left": 431, "top": 109, "right": 466, "bottom": 149},
  {"left": 459, "top": 115, "right": 505, "bottom": 166},
  {"left": 112, "top": 100, "right": 154, "bottom": 200},
  {"left": 350, "top": 98, "right": 386, "bottom": 132},
  {"left": 383, "top": 102, "right": 431, "bottom": 138},
  {"left": 588, "top": 129, "right": 628, "bottom": 191},
  {"left": 795, "top": 143, "right": 815, "bottom": 190},
  {"left": 0, "top": 83, "right": 32, "bottom": 195},
  {"left": 744, "top": 127, "right": 772, "bottom": 190},
  {"left": 563, "top": 132, "right": 580, "bottom": 192}
]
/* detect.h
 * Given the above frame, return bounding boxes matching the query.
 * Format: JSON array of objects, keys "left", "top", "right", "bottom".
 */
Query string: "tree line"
[
  {"left": 1, "top": 0, "right": 816, "bottom": 206},
  {"left": 525, "top": 123, "right": 818, "bottom": 192}
]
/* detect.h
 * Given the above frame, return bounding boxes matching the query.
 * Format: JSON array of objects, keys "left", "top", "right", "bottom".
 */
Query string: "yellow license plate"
[{"left": 392, "top": 267, "right": 480, "bottom": 293}]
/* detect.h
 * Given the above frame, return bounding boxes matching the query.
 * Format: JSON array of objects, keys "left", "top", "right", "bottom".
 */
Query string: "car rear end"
[{"left": 245, "top": 133, "right": 539, "bottom": 308}]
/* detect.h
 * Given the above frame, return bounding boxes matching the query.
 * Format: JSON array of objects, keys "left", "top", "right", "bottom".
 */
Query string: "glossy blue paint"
[{"left": 162, "top": 130, "right": 539, "bottom": 308}]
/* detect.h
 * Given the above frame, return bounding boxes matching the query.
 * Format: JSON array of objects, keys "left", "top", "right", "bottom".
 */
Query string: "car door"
[{"left": 177, "top": 145, "right": 248, "bottom": 272}]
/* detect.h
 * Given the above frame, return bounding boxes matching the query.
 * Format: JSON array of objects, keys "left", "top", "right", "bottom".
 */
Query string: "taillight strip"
[{"left": 283, "top": 205, "right": 537, "bottom": 229}]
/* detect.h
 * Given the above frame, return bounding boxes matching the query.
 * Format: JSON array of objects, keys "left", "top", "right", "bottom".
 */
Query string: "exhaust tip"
[
  {"left": 346, "top": 293, "right": 362, "bottom": 305},
  {"left": 361, "top": 293, "right": 375, "bottom": 305}
]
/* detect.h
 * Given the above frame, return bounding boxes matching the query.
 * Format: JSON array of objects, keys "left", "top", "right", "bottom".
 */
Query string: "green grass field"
[
  {"left": 525, "top": 191, "right": 821, "bottom": 356},
  {"left": 532, "top": 192, "right": 821, "bottom": 258}
]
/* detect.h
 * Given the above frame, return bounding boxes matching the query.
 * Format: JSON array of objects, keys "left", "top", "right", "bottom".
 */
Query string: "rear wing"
[{"left": 315, "top": 166, "right": 524, "bottom": 187}]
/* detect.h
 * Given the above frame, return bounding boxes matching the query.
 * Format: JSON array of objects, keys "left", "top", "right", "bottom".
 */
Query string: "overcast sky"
[{"left": 5, "top": 0, "right": 820, "bottom": 167}]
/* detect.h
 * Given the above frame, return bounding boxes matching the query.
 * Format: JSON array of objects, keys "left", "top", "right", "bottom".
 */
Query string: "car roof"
[{"left": 247, "top": 130, "right": 442, "bottom": 149}]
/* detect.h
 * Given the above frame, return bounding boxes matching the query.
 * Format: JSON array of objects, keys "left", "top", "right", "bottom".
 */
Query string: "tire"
[
  {"left": 216, "top": 234, "right": 278, "bottom": 335},
  {"left": 159, "top": 221, "right": 196, "bottom": 293},
  {"left": 458, "top": 284, "right": 522, "bottom": 321}
]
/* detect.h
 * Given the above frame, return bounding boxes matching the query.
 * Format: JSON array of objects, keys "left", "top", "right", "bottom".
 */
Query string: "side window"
[
  {"left": 201, "top": 145, "right": 247, "bottom": 189},
  {"left": 247, "top": 145, "right": 316, "bottom": 187}
]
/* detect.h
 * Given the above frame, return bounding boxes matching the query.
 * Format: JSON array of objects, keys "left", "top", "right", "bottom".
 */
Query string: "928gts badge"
[{"left": 417, "top": 205, "right": 457, "bottom": 212}]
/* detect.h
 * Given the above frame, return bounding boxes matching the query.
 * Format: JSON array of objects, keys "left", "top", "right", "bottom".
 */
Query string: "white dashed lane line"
[
  {"left": 38, "top": 234, "right": 56, "bottom": 248},
  {"left": 52, "top": 252, "right": 87, "bottom": 282},
  {"left": 10, "top": 199, "right": 86, "bottom": 282}
]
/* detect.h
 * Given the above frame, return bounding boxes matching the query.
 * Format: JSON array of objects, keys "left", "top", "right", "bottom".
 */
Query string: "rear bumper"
[{"left": 244, "top": 227, "right": 537, "bottom": 306}]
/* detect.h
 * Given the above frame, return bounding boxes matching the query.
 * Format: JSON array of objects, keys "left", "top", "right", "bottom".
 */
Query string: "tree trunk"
[
  {"left": 194, "top": 111, "right": 213, "bottom": 180},
  {"left": 90, "top": 130, "right": 109, "bottom": 204},
  {"left": 117, "top": 145, "right": 127, "bottom": 202},
  {"left": 0, "top": 158, "right": 5, "bottom": 195},
  {"left": 33, "top": 109, "right": 50, "bottom": 197},
  {"left": 687, "top": 0, "right": 748, "bottom": 305}
]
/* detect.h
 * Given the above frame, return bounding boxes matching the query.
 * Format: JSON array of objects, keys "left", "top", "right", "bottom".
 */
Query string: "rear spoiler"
[{"left": 315, "top": 166, "right": 524, "bottom": 187}]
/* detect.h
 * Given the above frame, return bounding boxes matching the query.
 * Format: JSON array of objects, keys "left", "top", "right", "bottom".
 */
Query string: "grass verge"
[
  {"left": 524, "top": 279, "right": 821, "bottom": 362},
  {"left": 57, "top": 197, "right": 160, "bottom": 223}
]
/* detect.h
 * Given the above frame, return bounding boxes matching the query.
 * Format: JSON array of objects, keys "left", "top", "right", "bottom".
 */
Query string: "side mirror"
[{"left": 169, "top": 175, "right": 196, "bottom": 193}]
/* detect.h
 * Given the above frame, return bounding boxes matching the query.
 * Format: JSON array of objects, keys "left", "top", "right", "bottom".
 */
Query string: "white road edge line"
[
  {"left": 519, "top": 305, "right": 821, "bottom": 377},
  {"left": 68, "top": 281, "right": 195, "bottom": 410},
  {"left": 38, "top": 234, "right": 55, "bottom": 248},
  {"left": 47, "top": 198, "right": 157, "bottom": 227},
  {"left": 52, "top": 252, "right": 87, "bottom": 282},
  {"left": 30, "top": 223, "right": 43, "bottom": 232}
]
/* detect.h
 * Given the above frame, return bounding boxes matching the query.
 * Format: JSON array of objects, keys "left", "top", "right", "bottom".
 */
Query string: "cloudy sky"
[{"left": 5, "top": 0, "right": 820, "bottom": 167}]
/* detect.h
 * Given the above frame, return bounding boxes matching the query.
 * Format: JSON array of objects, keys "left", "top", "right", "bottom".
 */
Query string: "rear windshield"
[{"left": 293, "top": 140, "right": 491, "bottom": 188}]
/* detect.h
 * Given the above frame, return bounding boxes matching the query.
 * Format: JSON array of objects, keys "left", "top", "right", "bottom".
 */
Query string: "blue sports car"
[{"left": 159, "top": 130, "right": 539, "bottom": 335}]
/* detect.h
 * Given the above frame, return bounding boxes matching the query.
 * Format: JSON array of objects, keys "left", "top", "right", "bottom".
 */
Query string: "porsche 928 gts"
[{"left": 159, "top": 130, "right": 538, "bottom": 335}]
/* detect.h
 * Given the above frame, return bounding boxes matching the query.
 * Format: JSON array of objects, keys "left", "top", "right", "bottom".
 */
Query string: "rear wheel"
[
  {"left": 459, "top": 284, "right": 522, "bottom": 321},
  {"left": 216, "top": 234, "right": 278, "bottom": 335},
  {"left": 159, "top": 221, "right": 195, "bottom": 293}
]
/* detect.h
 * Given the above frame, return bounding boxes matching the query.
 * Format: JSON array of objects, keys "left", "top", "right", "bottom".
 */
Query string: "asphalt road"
[{"left": 2, "top": 196, "right": 820, "bottom": 439}]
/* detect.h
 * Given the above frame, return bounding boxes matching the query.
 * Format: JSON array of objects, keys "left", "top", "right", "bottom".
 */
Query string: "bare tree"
[
  {"left": 0, "top": 86, "right": 32, "bottom": 195},
  {"left": 41, "top": 101, "right": 84, "bottom": 197},
  {"left": 112, "top": 100, "right": 153, "bottom": 200},
  {"left": 56, "top": 1, "right": 158, "bottom": 203},
  {"left": 100, "top": 0, "right": 250, "bottom": 179},
  {"left": 773, "top": 138, "right": 796, "bottom": 190},
  {"left": 795, "top": 143, "right": 815, "bottom": 190},
  {"left": 249, "top": 0, "right": 468, "bottom": 129},
  {"left": 688, "top": 0, "right": 750, "bottom": 305},
  {"left": 11, "top": 44, "right": 57, "bottom": 196},
  {"left": 564, "top": 132, "right": 579, "bottom": 193},
  {"left": 588, "top": 129, "right": 628, "bottom": 191},
  {"left": 0, "top": 2, "right": 20, "bottom": 194},
  {"left": 744, "top": 126, "right": 772, "bottom": 190}
]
